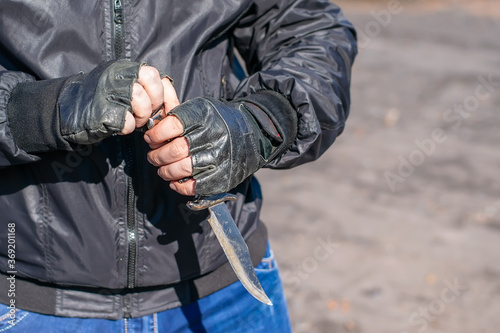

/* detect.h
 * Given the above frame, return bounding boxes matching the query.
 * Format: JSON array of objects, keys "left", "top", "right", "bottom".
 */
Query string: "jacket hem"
[{"left": 0, "top": 222, "right": 268, "bottom": 319}]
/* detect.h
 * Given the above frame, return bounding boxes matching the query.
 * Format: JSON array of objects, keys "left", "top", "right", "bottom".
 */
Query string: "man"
[{"left": 0, "top": 0, "right": 356, "bottom": 331}]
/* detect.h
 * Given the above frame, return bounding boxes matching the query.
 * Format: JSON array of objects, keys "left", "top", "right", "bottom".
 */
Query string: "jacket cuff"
[
  {"left": 236, "top": 90, "right": 298, "bottom": 162},
  {"left": 7, "top": 77, "right": 73, "bottom": 153}
]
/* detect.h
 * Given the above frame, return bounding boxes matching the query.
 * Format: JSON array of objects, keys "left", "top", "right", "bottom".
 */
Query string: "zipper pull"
[{"left": 114, "top": 0, "right": 123, "bottom": 24}]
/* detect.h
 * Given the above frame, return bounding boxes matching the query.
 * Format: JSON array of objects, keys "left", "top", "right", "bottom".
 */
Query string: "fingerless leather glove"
[
  {"left": 168, "top": 90, "right": 297, "bottom": 195},
  {"left": 7, "top": 60, "right": 143, "bottom": 153}
]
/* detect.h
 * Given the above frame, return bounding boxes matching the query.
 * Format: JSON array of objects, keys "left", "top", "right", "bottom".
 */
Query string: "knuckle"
[
  {"left": 134, "top": 110, "right": 149, "bottom": 120},
  {"left": 173, "top": 117, "right": 184, "bottom": 132},
  {"left": 178, "top": 188, "right": 190, "bottom": 196},
  {"left": 171, "top": 141, "right": 187, "bottom": 159},
  {"left": 162, "top": 77, "right": 173, "bottom": 87},
  {"left": 158, "top": 167, "right": 171, "bottom": 180},
  {"left": 181, "top": 158, "right": 193, "bottom": 174},
  {"left": 140, "top": 66, "right": 159, "bottom": 80},
  {"left": 132, "top": 85, "right": 147, "bottom": 102},
  {"left": 149, "top": 129, "right": 164, "bottom": 143},
  {"left": 147, "top": 152, "right": 161, "bottom": 166},
  {"left": 165, "top": 116, "right": 184, "bottom": 135},
  {"left": 147, "top": 130, "right": 159, "bottom": 144},
  {"left": 177, "top": 180, "right": 195, "bottom": 196}
]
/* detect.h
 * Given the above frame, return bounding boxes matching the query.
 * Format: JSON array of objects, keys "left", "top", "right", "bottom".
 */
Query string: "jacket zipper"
[
  {"left": 122, "top": 136, "right": 137, "bottom": 318},
  {"left": 113, "top": 0, "right": 136, "bottom": 317},
  {"left": 114, "top": 0, "right": 124, "bottom": 58},
  {"left": 124, "top": 136, "right": 137, "bottom": 290}
]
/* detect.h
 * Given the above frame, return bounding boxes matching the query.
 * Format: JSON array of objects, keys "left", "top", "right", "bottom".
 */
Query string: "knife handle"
[{"left": 186, "top": 193, "right": 237, "bottom": 211}]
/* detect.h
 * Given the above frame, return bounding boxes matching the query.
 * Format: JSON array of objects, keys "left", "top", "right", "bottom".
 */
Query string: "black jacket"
[{"left": 0, "top": 0, "right": 357, "bottom": 319}]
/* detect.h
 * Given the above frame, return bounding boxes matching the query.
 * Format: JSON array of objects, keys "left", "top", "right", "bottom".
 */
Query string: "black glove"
[
  {"left": 169, "top": 90, "right": 297, "bottom": 195},
  {"left": 7, "top": 60, "right": 143, "bottom": 153}
]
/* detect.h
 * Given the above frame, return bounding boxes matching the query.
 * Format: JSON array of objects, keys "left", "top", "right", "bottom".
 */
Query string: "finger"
[
  {"left": 156, "top": 157, "right": 193, "bottom": 181},
  {"left": 138, "top": 66, "right": 164, "bottom": 111},
  {"left": 170, "top": 178, "right": 196, "bottom": 196},
  {"left": 131, "top": 83, "right": 152, "bottom": 127},
  {"left": 144, "top": 115, "right": 184, "bottom": 145},
  {"left": 147, "top": 137, "right": 189, "bottom": 166},
  {"left": 147, "top": 140, "right": 167, "bottom": 151},
  {"left": 120, "top": 112, "right": 136, "bottom": 135},
  {"left": 162, "top": 78, "right": 180, "bottom": 113}
]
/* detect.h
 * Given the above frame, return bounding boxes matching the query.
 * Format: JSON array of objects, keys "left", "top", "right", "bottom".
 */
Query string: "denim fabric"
[{"left": 0, "top": 244, "right": 292, "bottom": 333}]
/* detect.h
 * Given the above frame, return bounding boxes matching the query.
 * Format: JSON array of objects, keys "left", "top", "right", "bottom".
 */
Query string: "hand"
[
  {"left": 144, "top": 92, "right": 296, "bottom": 197},
  {"left": 6, "top": 60, "right": 186, "bottom": 153},
  {"left": 144, "top": 114, "right": 196, "bottom": 196},
  {"left": 146, "top": 96, "right": 275, "bottom": 196},
  {"left": 56, "top": 60, "right": 166, "bottom": 145}
]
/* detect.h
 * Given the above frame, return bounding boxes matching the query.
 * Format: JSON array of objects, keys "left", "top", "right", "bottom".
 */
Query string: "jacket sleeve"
[
  {"left": 232, "top": 0, "right": 357, "bottom": 169},
  {"left": 0, "top": 68, "right": 40, "bottom": 167}
]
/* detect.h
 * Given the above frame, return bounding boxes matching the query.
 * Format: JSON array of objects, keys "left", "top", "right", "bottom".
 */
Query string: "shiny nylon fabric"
[{"left": 0, "top": 0, "right": 357, "bottom": 315}]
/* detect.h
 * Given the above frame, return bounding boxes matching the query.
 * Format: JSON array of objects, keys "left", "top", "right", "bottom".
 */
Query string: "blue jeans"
[{"left": 0, "top": 244, "right": 291, "bottom": 333}]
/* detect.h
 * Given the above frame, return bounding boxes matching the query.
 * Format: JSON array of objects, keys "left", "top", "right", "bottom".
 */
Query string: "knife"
[
  {"left": 187, "top": 193, "right": 273, "bottom": 305},
  {"left": 147, "top": 107, "right": 273, "bottom": 305}
]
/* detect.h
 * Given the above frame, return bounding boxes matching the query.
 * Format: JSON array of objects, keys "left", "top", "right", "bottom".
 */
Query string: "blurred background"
[{"left": 256, "top": 0, "right": 500, "bottom": 332}]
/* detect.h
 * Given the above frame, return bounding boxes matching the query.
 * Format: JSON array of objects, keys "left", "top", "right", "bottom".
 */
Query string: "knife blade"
[{"left": 187, "top": 193, "right": 273, "bottom": 305}]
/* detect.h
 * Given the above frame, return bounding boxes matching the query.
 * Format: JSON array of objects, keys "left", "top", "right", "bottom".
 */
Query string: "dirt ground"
[{"left": 255, "top": 1, "right": 500, "bottom": 332}]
